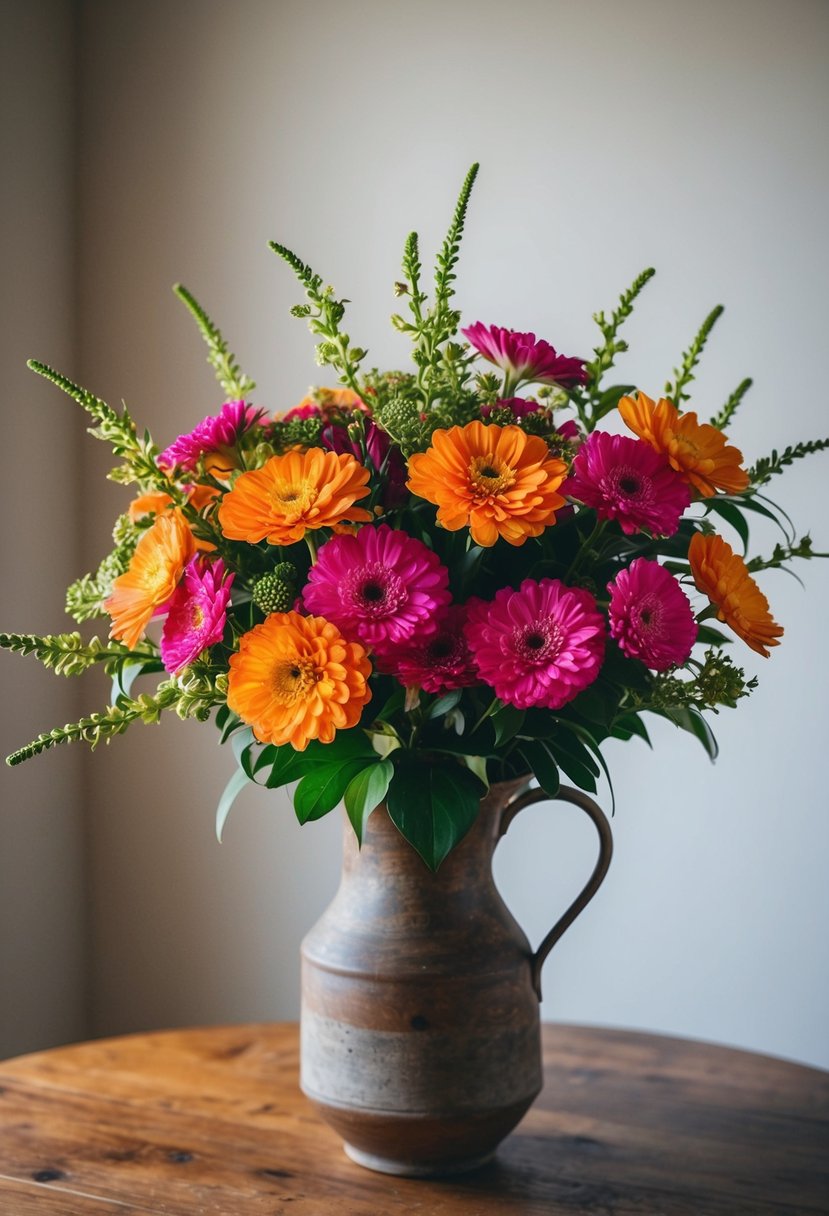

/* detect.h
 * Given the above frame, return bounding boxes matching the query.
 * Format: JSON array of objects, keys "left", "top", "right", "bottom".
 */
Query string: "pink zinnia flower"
[
  {"left": 387, "top": 605, "right": 479, "bottom": 693},
  {"left": 159, "top": 400, "right": 265, "bottom": 473},
  {"left": 608, "top": 558, "right": 697, "bottom": 671},
  {"left": 302, "top": 524, "right": 451, "bottom": 653},
  {"left": 462, "top": 323, "right": 588, "bottom": 389},
  {"left": 465, "top": 578, "right": 605, "bottom": 710},
  {"left": 564, "top": 432, "right": 691, "bottom": 536},
  {"left": 160, "top": 557, "right": 234, "bottom": 674}
]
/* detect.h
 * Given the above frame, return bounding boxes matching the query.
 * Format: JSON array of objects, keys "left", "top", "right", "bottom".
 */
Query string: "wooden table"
[{"left": 0, "top": 1023, "right": 826, "bottom": 1214}]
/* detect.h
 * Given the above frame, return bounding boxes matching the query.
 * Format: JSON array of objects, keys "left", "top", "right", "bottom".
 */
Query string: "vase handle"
[{"left": 499, "top": 784, "right": 613, "bottom": 1001}]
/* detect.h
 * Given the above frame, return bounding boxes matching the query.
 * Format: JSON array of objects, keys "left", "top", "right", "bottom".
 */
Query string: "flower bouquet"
[{"left": 3, "top": 163, "right": 828, "bottom": 873}]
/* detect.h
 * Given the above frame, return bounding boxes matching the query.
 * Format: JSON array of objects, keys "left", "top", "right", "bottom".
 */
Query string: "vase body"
[{"left": 300, "top": 777, "right": 611, "bottom": 1176}]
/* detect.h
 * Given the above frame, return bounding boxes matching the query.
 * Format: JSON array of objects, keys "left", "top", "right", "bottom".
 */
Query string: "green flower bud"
[{"left": 253, "top": 571, "right": 296, "bottom": 615}]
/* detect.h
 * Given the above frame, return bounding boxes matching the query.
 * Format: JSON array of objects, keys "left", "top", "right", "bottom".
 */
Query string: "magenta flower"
[
  {"left": 465, "top": 578, "right": 605, "bottom": 710},
  {"left": 159, "top": 400, "right": 265, "bottom": 473},
  {"left": 321, "top": 419, "right": 407, "bottom": 507},
  {"left": 608, "top": 559, "right": 697, "bottom": 671},
  {"left": 160, "top": 557, "right": 234, "bottom": 674},
  {"left": 564, "top": 432, "right": 691, "bottom": 536},
  {"left": 281, "top": 401, "right": 322, "bottom": 422},
  {"left": 462, "top": 323, "right": 588, "bottom": 389},
  {"left": 302, "top": 524, "right": 451, "bottom": 653},
  {"left": 386, "top": 605, "right": 479, "bottom": 693}
]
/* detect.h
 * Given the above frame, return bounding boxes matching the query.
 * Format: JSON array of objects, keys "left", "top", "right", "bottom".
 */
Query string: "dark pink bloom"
[
  {"left": 555, "top": 419, "right": 581, "bottom": 441},
  {"left": 462, "top": 323, "right": 588, "bottom": 389},
  {"left": 608, "top": 559, "right": 697, "bottom": 671},
  {"left": 465, "top": 579, "right": 605, "bottom": 710},
  {"left": 282, "top": 401, "right": 322, "bottom": 421},
  {"left": 480, "top": 397, "right": 541, "bottom": 419},
  {"left": 160, "top": 557, "right": 234, "bottom": 674},
  {"left": 321, "top": 419, "right": 407, "bottom": 507},
  {"left": 564, "top": 432, "right": 691, "bottom": 536},
  {"left": 159, "top": 400, "right": 265, "bottom": 473},
  {"left": 302, "top": 524, "right": 451, "bottom": 653},
  {"left": 387, "top": 605, "right": 479, "bottom": 693}
]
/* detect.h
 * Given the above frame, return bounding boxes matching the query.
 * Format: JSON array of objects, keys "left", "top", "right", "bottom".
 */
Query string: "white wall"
[
  {"left": 0, "top": 0, "right": 87, "bottom": 1056},
  {"left": 2, "top": 0, "right": 827, "bottom": 1066}
]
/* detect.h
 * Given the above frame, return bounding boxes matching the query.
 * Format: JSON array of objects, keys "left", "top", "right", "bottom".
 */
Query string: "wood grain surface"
[{"left": 0, "top": 1022, "right": 827, "bottom": 1214}]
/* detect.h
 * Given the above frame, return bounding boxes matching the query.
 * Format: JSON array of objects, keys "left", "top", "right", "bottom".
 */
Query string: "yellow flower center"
[
  {"left": 271, "top": 479, "right": 318, "bottom": 514},
  {"left": 272, "top": 658, "right": 320, "bottom": 704},
  {"left": 468, "top": 455, "right": 516, "bottom": 498},
  {"left": 190, "top": 604, "right": 205, "bottom": 630}
]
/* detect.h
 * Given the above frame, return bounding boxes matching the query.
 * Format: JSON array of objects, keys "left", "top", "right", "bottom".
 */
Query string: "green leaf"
[
  {"left": 705, "top": 498, "right": 750, "bottom": 553},
  {"left": 663, "top": 706, "right": 719, "bottom": 761},
  {"left": 216, "top": 768, "right": 251, "bottom": 842},
  {"left": 344, "top": 759, "right": 394, "bottom": 844},
  {"left": 293, "top": 759, "right": 372, "bottom": 824},
  {"left": 386, "top": 752, "right": 485, "bottom": 871},
  {"left": 492, "top": 703, "right": 525, "bottom": 747},
  {"left": 695, "top": 624, "right": 732, "bottom": 646},
  {"left": 425, "top": 689, "right": 462, "bottom": 720},
  {"left": 611, "top": 712, "right": 652, "bottom": 747},
  {"left": 549, "top": 729, "right": 600, "bottom": 781},
  {"left": 516, "top": 739, "right": 560, "bottom": 797}
]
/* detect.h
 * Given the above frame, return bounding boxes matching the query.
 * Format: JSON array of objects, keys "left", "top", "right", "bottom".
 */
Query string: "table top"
[{"left": 0, "top": 1022, "right": 826, "bottom": 1215}]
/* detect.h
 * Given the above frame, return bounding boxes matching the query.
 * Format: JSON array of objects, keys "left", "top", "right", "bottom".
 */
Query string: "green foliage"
[
  {"left": 664, "top": 305, "right": 724, "bottom": 405},
  {"left": 173, "top": 284, "right": 255, "bottom": 398},
  {"left": 344, "top": 759, "right": 394, "bottom": 843},
  {"left": 28, "top": 361, "right": 178, "bottom": 493},
  {"left": 710, "top": 377, "right": 753, "bottom": 431},
  {"left": 270, "top": 241, "right": 365, "bottom": 391},
  {"left": 386, "top": 749, "right": 486, "bottom": 871},
  {"left": 0, "top": 631, "right": 141, "bottom": 678},
  {"left": 65, "top": 513, "right": 141, "bottom": 622},
  {"left": 636, "top": 650, "right": 758, "bottom": 716},
  {"left": 746, "top": 535, "right": 827, "bottom": 573},
  {"left": 749, "top": 437, "right": 829, "bottom": 487},
  {"left": 584, "top": 267, "right": 655, "bottom": 406},
  {"left": 391, "top": 165, "right": 480, "bottom": 410},
  {"left": 5, "top": 670, "right": 227, "bottom": 767}
]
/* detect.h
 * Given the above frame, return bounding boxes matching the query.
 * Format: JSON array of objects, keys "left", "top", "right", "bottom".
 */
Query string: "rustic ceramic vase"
[{"left": 300, "top": 777, "right": 613, "bottom": 1176}]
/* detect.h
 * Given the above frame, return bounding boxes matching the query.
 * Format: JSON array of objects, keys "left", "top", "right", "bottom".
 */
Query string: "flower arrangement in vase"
[{"left": 3, "top": 164, "right": 827, "bottom": 1174}]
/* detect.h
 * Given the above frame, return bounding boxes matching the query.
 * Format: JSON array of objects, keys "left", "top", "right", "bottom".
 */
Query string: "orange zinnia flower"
[
  {"left": 227, "top": 612, "right": 372, "bottom": 750},
  {"left": 406, "top": 421, "right": 568, "bottom": 547},
  {"left": 218, "top": 449, "right": 372, "bottom": 545},
  {"left": 619, "top": 392, "right": 749, "bottom": 497},
  {"left": 106, "top": 510, "right": 196, "bottom": 649},
  {"left": 689, "top": 532, "right": 783, "bottom": 657}
]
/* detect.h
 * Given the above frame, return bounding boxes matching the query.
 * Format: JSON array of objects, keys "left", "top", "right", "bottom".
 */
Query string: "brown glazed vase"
[{"left": 300, "top": 777, "right": 613, "bottom": 1176}]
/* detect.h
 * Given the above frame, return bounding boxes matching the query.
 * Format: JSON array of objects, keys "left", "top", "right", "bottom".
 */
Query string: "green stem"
[{"left": 566, "top": 518, "right": 607, "bottom": 581}]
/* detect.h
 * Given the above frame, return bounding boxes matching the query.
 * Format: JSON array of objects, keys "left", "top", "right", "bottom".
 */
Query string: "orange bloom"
[
  {"left": 218, "top": 449, "right": 372, "bottom": 545},
  {"left": 406, "top": 421, "right": 568, "bottom": 547},
  {"left": 689, "top": 532, "right": 783, "bottom": 657},
  {"left": 619, "top": 392, "right": 749, "bottom": 497},
  {"left": 128, "top": 486, "right": 219, "bottom": 552},
  {"left": 106, "top": 510, "right": 196, "bottom": 649},
  {"left": 227, "top": 612, "right": 372, "bottom": 750},
  {"left": 128, "top": 491, "right": 175, "bottom": 523}
]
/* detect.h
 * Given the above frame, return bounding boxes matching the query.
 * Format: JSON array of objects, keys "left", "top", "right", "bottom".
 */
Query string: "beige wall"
[
  {"left": 0, "top": 0, "right": 86, "bottom": 1056},
  {"left": 2, "top": 0, "right": 828, "bottom": 1065}
]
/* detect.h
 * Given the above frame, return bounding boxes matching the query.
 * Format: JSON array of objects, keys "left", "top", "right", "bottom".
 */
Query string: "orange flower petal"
[
  {"left": 689, "top": 532, "right": 783, "bottom": 657},
  {"left": 106, "top": 510, "right": 196, "bottom": 649},
  {"left": 227, "top": 612, "right": 372, "bottom": 750},
  {"left": 218, "top": 449, "right": 372, "bottom": 545},
  {"left": 406, "top": 422, "right": 567, "bottom": 548},
  {"left": 619, "top": 392, "right": 749, "bottom": 498}
]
